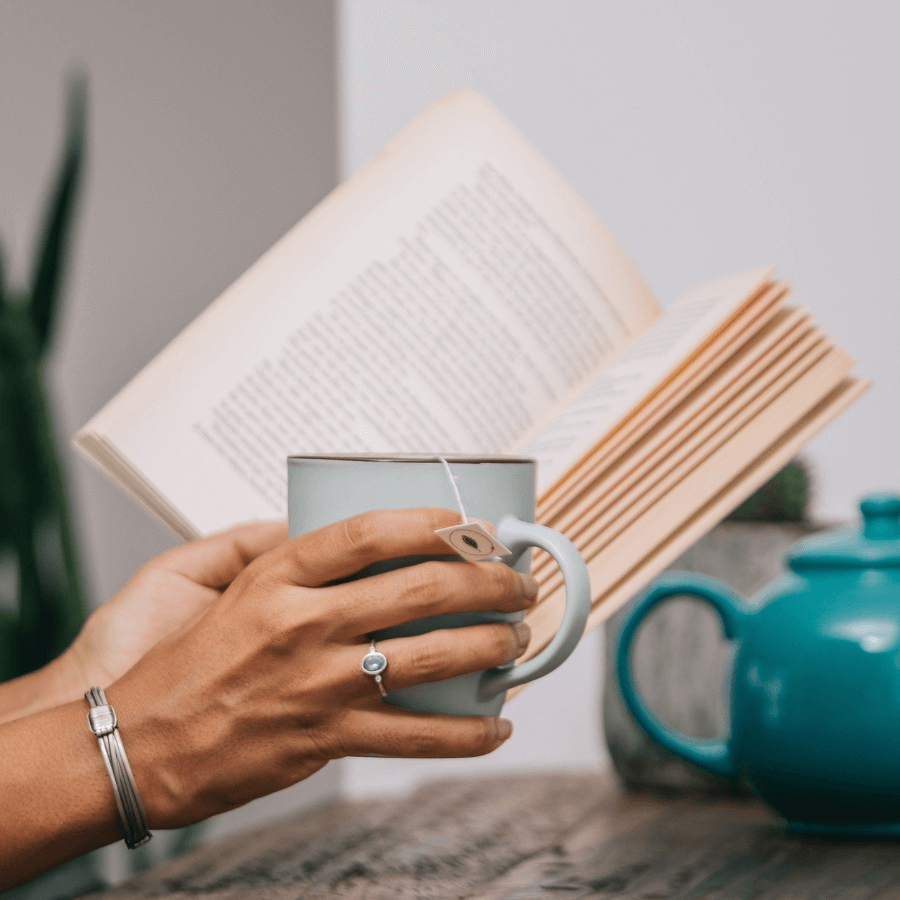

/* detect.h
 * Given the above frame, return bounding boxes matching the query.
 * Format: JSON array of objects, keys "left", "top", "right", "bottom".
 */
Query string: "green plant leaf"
[
  {"left": 29, "top": 74, "right": 86, "bottom": 354},
  {"left": 0, "top": 610, "right": 20, "bottom": 683}
]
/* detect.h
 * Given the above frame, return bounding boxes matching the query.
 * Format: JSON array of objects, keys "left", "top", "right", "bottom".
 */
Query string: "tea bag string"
[{"left": 436, "top": 456, "right": 469, "bottom": 524}]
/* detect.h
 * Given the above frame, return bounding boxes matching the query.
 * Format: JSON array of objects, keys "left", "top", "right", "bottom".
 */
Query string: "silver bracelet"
[{"left": 85, "top": 687, "right": 152, "bottom": 849}]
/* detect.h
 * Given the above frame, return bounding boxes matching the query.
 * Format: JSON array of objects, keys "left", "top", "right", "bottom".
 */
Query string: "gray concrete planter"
[{"left": 603, "top": 521, "right": 820, "bottom": 795}]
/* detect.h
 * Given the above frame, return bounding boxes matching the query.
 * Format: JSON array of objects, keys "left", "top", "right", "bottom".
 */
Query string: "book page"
[
  {"left": 535, "top": 333, "right": 835, "bottom": 596},
  {"left": 537, "top": 280, "right": 789, "bottom": 520},
  {"left": 530, "top": 306, "right": 819, "bottom": 581},
  {"left": 76, "top": 91, "right": 660, "bottom": 535},
  {"left": 515, "top": 269, "right": 773, "bottom": 491}
]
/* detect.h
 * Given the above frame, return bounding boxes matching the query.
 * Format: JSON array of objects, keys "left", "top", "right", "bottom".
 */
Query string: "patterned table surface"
[{"left": 88, "top": 771, "right": 900, "bottom": 900}]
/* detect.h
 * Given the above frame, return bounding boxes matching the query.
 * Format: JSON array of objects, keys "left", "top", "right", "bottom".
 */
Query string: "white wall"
[
  {"left": 0, "top": 0, "right": 342, "bottom": 848},
  {"left": 338, "top": 0, "right": 900, "bottom": 796},
  {"left": 339, "top": 0, "right": 900, "bottom": 523}
]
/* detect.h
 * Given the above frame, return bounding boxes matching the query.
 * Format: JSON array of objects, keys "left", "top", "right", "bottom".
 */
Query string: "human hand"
[
  {"left": 107, "top": 507, "right": 536, "bottom": 828},
  {"left": 0, "top": 522, "right": 289, "bottom": 724},
  {"left": 65, "top": 521, "right": 289, "bottom": 693}
]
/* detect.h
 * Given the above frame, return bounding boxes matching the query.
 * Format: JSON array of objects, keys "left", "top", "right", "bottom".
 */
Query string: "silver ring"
[{"left": 361, "top": 641, "right": 388, "bottom": 697}]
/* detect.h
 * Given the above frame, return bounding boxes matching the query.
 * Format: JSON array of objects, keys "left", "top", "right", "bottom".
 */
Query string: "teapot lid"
[{"left": 788, "top": 493, "right": 900, "bottom": 571}]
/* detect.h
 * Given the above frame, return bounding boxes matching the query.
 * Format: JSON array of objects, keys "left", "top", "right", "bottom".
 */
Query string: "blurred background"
[{"left": 2, "top": 0, "right": 898, "bottom": 849}]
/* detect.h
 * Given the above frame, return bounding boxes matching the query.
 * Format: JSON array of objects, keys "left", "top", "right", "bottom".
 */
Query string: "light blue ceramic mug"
[{"left": 288, "top": 454, "right": 591, "bottom": 717}]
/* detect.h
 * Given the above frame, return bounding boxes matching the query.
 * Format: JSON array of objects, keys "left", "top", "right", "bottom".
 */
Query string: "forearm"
[{"left": 0, "top": 699, "right": 120, "bottom": 890}]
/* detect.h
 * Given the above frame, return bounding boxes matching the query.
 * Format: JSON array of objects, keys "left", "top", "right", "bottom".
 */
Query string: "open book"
[{"left": 75, "top": 91, "right": 867, "bottom": 668}]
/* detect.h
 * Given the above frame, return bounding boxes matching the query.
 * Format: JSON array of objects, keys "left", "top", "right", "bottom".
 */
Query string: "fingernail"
[
  {"left": 513, "top": 621, "right": 531, "bottom": 654},
  {"left": 496, "top": 718, "right": 513, "bottom": 742},
  {"left": 520, "top": 574, "right": 539, "bottom": 604},
  {"left": 471, "top": 518, "right": 495, "bottom": 534}
]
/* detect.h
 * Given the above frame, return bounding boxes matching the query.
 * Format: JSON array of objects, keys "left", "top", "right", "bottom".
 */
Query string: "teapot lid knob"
[
  {"left": 860, "top": 493, "right": 900, "bottom": 540},
  {"left": 788, "top": 491, "right": 900, "bottom": 571}
]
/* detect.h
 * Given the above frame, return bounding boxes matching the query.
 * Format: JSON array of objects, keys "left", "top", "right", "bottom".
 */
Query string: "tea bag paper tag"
[{"left": 434, "top": 522, "right": 511, "bottom": 561}]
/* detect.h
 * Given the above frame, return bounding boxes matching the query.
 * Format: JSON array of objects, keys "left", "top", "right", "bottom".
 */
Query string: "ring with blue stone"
[{"left": 361, "top": 641, "right": 388, "bottom": 697}]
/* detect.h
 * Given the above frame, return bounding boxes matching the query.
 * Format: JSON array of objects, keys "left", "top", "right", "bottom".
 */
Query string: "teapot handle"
[{"left": 614, "top": 573, "right": 749, "bottom": 780}]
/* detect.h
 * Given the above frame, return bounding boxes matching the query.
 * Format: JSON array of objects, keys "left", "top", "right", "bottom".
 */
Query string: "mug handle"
[
  {"left": 614, "top": 573, "right": 749, "bottom": 780},
  {"left": 478, "top": 516, "right": 591, "bottom": 701}
]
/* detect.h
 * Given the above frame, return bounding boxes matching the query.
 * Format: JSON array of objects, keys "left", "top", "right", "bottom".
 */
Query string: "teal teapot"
[{"left": 616, "top": 493, "right": 900, "bottom": 834}]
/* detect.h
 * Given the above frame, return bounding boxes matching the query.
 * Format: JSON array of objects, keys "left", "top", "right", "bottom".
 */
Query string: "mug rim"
[{"left": 287, "top": 453, "right": 534, "bottom": 465}]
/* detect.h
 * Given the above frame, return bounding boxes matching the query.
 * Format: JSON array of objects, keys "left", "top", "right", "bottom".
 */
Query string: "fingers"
[
  {"left": 324, "top": 558, "right": 539, "bottom": 638},
  {"left": 350, "top": 620, "right": 531, "bottom": 693},
  {"left": 273, "top": 508, "right": 468, "bottom": 587},
  {"left": 337, "top": 705, "right": 513, "bottom": 758},
  {"left": 157, "top": 520, "right": 289, "bottom": 587}
]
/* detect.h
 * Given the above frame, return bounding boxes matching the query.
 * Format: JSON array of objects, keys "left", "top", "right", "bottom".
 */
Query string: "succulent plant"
[
  {"left": 726, "top": 459, "right": 811, "bottom": 523},
  {"left": 0, "top": 78, "right": 87, "bottom": 682}
]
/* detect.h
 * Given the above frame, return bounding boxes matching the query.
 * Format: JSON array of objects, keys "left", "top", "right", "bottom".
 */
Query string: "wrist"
[
  {"left": 85, "top": 686, "right": 152, "bottom": 848},
  {"left": 103, "top": 671, "right": 192, "bottom": 830},
  {"left": 0, "top": 649, "right": 91, "bottom": 724}
]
